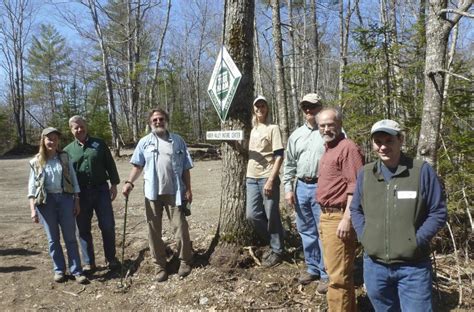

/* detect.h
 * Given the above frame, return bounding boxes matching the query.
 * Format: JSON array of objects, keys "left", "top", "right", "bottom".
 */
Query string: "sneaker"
[
  {"left": 107, "top": 258, "right": 121, "bottom": 270},
  {"left": 262, "top": 252, "right": 282, "bottom": 268},
  {"left": 83, "top": 264, "right": 96, "bottom": 274},
  {"left": 74, "top": 274, "right": 89, "bottom": 285},
  {"left": 178, "top": 261, "right": 192, "bottom": 278},
  {"left": 298, "top": 271, "right": 319, "bottom": 285},
  {"left": 316, "top": 279, "right": 329, "bottom": 295},
  {"left": 53, "top": 272, "right": 66, "bottom": 283},
  {"left": 155, "top": 268, "right": 168, "bottom": 282}
]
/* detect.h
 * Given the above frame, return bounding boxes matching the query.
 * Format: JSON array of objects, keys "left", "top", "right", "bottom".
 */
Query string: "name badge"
[
  {"left": 397, "top": 191, "right": 417, "bottom": 199},
  {"left": 92, "top": 142, "right": 100, "bottom": 149}
]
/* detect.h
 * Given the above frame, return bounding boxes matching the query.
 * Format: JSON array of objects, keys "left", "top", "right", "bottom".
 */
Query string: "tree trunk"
[
  {"left": 310, "top": 0, "right": 320, "bottom": 92},
  {"left": 286, "top": 0, "right": 300, "bottom": 130},
  {"left": 416, "top": 0, "right": 472, "bottom": 166},
  {"left": 87, "top": 0, "right": 120, "bottom": 155},
  {"left": 218, "top": 0, "right": 255, "bottom": 247},
  {"left": 271, "top": 0, "right": 289, "bottom": 144}
]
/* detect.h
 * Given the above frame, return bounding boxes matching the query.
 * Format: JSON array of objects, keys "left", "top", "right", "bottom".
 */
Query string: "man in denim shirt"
[{"left": 122, "top": 108, "right": 193, "bottom": 282}]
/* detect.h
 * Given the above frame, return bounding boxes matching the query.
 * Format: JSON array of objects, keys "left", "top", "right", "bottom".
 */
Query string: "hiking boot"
[
  {"left": 178, "top": 261, "right": 192, "bottom": 278},
  {"left": 298, "top": 271, "right": 319, "bottom": 285},
  {"left": 83, "top": 264, "right": 96, "bottom": 274},
  {"left": 155, "top": 268, "right": 168, "bottom": 282},
  {"left": 262, "top": 252, "right": 282, "bottom": 268},
  {"left": 107, "top": 258, "right": 121, "bottom": 271},
  {"left": 53, "top": 272, "right": 66, "bottom": 283},
  {"left": 74, "top": 274, "right": 89, "bottom": 285},
  {"left": 316, "top": 279, "right": 329, "bottom": 295}
]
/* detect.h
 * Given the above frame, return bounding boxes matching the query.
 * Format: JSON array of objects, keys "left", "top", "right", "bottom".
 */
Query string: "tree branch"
[
  {"left": 438, "top": 9, "right": 474, "bottom": 19},
  {"left": 439, "top": 69, "right": 473, "bottom": 82}
]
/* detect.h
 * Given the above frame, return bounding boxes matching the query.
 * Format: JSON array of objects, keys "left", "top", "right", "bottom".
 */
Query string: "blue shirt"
[
  {"left": 350, "top": 160, "right": 447, "bottom": 247},
  {"left": 130, "top": 132, "right": 193, "bottom": 205}
]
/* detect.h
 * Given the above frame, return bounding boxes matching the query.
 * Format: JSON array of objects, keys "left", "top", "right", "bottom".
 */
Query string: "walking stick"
[{"left": 120, "top": 195, "right": 129, "bottom": 287}]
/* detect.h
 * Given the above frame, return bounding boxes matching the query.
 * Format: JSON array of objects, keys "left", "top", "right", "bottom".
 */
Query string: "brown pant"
[
  {"left": 320, "top": 211, "right": 357, "bottom": 312},
  {"left": 145, "top": 195, "right": 192, "bottom": 268}
]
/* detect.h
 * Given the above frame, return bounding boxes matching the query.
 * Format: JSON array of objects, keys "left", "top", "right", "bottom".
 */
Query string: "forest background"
[{"left": 0, "top": 0, "right": 472, "bottom": 297}]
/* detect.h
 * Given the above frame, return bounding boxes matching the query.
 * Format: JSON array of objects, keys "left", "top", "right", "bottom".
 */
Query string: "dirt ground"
[{"left": 0, "top": 152, "right": 471, "bottom": 311}]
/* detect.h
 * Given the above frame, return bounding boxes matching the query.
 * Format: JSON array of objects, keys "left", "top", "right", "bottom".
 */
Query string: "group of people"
[
  {"left": 28, "top": 110, "right": 195, "bottom": 285},
  {"left": 27, "top": 94, "right": 447, "bottom": 311},
  {"left": 245, "top": 94, "right": 447, "bottom": 311}
]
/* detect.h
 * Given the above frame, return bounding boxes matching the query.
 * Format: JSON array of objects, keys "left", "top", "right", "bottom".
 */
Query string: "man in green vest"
[{"left": 350, "top": 119, "right": 447, "bottom": 311}]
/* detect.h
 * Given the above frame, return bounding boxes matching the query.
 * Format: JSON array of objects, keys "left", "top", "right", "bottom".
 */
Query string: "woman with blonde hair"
[
  {"left": 246, "top": 96, "right": 285, "bottom": 267},
  {"left": 28, "top": 127, "right": 87, "bottom": 284}
]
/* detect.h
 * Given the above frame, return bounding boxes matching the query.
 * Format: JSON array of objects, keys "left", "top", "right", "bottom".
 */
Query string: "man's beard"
[
  {"left": 152, "top": 126, "right": 167, "bottom": 136},
  {"left": 322, "top": 130, "right": 338, "bottom": 143}
]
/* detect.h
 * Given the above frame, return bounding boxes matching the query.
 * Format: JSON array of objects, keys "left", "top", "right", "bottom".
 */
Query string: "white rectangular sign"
[{"left": 206, "top": 130, "right": 243, "bottom": 141}]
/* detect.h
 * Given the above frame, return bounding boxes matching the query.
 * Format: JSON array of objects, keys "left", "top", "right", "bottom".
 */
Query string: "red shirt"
[{"left": 316, "top": 134, "right": 364, "bottom": 207}]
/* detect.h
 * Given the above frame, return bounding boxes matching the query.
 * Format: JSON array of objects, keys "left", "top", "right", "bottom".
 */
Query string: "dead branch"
[
  {"left": 243, "top": 246, "right": 261, "bottom": 266},
  {"left": 438, "top": 9, "right": 474, "bottom": 19},
  {"left": 446, "top": 221, "right": 463, "bottom": 307}
]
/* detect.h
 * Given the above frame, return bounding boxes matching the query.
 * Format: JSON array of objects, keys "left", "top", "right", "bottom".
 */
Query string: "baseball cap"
[
  {"left": 42, "top": 127, "right": 62, "bottom": 136},
  {"left": 299, "top": 93, "right": 322, "bottom": 108},
  {"left": 253, "top": 95, "right": 268, "bottom": 106},
  {"left": 370, "top": 119, "right": 401, "bottom": 136}
]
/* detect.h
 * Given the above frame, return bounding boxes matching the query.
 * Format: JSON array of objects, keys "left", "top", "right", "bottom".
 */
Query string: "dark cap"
[{"left": 41, "top": 127, "right": 61, "bottom": 136}]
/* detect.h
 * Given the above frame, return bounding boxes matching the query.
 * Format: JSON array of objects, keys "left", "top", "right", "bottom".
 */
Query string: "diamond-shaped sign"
[{"left": 207, "top": 46, "right": 242, "bottom": 123}]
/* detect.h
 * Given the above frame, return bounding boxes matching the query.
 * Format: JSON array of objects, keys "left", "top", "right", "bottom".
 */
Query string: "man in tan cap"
[{"left": 283, "top": 93, "right": 328, "bottom": 294}]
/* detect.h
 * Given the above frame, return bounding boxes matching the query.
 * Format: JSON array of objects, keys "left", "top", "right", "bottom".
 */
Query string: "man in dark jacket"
[
  {"left": 64, "top": 116, "right": 121, "bottom": 272},
  {"left": 350, "top": 119, "right": 447, "bottom": 311}
]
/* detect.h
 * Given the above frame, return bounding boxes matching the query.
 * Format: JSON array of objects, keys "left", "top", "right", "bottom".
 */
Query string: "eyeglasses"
[{"left": 152, "top": 117, "right": 165, "bottom": 122}]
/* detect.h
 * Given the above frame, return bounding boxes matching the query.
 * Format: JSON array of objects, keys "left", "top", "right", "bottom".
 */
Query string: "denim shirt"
[{"left": 130, "top": 132, "right": 193, "bottom": 205}]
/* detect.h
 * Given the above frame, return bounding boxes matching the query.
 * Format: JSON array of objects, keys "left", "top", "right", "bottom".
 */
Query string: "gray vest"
[{"left": 361, "top": 156, "right": 430, "bottom": 264}]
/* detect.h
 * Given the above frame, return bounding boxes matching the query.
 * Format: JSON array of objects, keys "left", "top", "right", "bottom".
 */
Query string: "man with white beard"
[
  {"left": 122, "top": 108, "right": 194, "bottom": 282},
  {"left": 316, "top": 108, "right": 364, "bottom": 312}
]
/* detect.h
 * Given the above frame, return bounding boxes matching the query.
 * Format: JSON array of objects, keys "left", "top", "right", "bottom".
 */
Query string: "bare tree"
[
  {"left": 286, "top": 0, "right": 300, "bottom": 129},
  {"left": 0, "top": 0, "right": 32, "bottom": 144},
  {"left": 83, "top": 0, "right": 120, "bottom": 155},
  {"left": 416, "top": 0, "right": 472, "bottom": 166},
  {"left": 271, "top": 0, "right": 289, "bottom": 143}
]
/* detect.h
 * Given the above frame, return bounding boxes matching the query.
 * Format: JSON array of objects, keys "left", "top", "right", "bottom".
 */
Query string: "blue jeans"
[
  {"left": 76, "top": 184, "right": 116, "bottom": 265},
  {"left": 37, "top": 193, "right": 82, "bottom": 275},
  {"left": 363, "top": 255, "right": 433, "bottom": 311},
  {"left": 295, "top": 180, "right": 327, "bottom": 279},
  {"left": 246, "top": 177, "right": 284, "bottom": 254}
]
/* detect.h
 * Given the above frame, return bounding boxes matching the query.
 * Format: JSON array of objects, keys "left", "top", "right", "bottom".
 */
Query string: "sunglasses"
[{"left": 301, "top": 103, "right": 321, "bottom": 111}]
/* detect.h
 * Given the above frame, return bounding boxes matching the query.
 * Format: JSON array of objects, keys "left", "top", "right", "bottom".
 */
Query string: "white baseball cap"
[{"left": 370, "top": 119, "right": 402, "bottom": 136}]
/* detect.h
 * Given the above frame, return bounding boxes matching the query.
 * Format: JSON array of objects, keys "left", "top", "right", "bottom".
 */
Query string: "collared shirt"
[
  {"left": 28, "top": 154, "right": 80, "bottom": 197},
  {"left": 130, "top": 131, "right": 193, "bottom": 205},
  {"left": 350, "top": 157, "right": 447, "bottom": 246},
  {"left": 64, "top": 136, "right": 120, "bottom": 187},
  {"left": 316, "top": 134, "right": 364, "bottom": 207},
  {"left": 283, "top": 123, "right": 325, "bottom": 193}
]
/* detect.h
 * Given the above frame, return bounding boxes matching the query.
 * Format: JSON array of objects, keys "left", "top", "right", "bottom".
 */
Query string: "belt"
[
  {"left": 298, "top": 177, "right": 318, "bottom": 184},
  {"left": 321, "top": 206, "right": 345, "bottom": 213}
]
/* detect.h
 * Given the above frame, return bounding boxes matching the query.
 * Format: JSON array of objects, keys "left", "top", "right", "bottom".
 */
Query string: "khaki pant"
[
  {"left": 145, "top": 195, "right": 192, "bottom": 268},
  {"left": 320, "top": 211, "right": 356, "bottom": 312}
]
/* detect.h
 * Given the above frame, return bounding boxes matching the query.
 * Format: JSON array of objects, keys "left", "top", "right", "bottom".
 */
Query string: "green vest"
[
  {"left": 361, "top": 156, "right": 430, "bottom": 264},
  {"left": 29, "top": 152, "right": 75, "bottom": 205}
]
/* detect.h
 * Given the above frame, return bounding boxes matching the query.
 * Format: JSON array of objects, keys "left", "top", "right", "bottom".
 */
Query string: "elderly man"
[
  {"left": 122, "top": 108, "right": 193, "bottom": 282},
  {"left": 283, "top": 93, "right": 328, "bottom": 293},
  {"left": 316, "top": 108, "right": 364, "bottom": 312},
  {"left": 64, "top": 116, "right": 120, "bottom": 272},
  {"left": 350, "top": 119, "right": 447, "bottom": 311}
]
